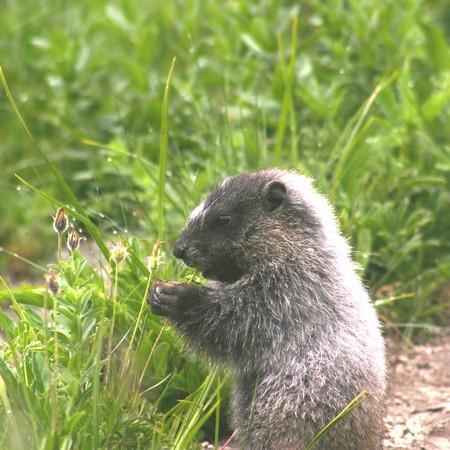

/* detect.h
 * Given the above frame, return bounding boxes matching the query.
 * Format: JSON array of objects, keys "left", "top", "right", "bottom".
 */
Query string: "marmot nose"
[{"left": 173, "top": 242, "right": 187, "bottom": 261}]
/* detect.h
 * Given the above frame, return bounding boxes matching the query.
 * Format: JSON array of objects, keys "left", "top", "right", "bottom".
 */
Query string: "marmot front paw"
[{"left": 148, "top": 280, "right": 193, "bottom": 317}]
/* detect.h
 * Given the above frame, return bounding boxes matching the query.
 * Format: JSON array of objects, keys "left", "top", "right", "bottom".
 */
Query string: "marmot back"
[{"left": 149, "top": 169, "right": 386, "bottom": 449}]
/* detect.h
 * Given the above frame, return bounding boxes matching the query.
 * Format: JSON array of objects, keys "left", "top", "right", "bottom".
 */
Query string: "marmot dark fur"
[{"left": 149, "top": 169, "right": 386, "bottom": 449}]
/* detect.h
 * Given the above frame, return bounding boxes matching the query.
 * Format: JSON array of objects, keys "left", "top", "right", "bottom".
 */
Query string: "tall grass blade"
[
  {"left": 158, "top": 57, "right": 176, "bottom": 239},
  {"left": 329, "top": 72, "right": 398, "bottom": 196},
  {"left": 305, "top": 389, "right": 370, "bottom": 449},
  {"left": 172, "top": 368, "right": 223, "bottom": 449},
  {"left": 274, "top": 16, "right": 298, "bottom": 166}
]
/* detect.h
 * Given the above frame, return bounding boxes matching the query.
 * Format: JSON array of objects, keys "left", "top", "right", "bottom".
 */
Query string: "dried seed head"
[
  {"left": 67, "top": 229, "right": 80, "bottom": 252},
  {"left": 110, "top": 242, "right": 129, "bottom": 264},
  {"left": 151, "top": 239, "right": 163, "bottom": 259},
  {"left": 53, "top": 207, "right": 68, "bottom": 233},
  {"left": 44, "top": 270, "right": 59, "bottom": 295},
  {"left": 148, "top": 239, "right": 164, "bottom": 271}
]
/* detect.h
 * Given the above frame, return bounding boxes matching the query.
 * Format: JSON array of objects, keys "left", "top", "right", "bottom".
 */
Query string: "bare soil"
[{"left": 384, "top": 332, "right": 450, "bottom": 450}]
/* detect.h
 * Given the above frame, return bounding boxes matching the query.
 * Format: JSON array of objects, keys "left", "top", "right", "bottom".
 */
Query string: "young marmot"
[{"left": 149, "top": 169, "right": 386, "bottom": 449}]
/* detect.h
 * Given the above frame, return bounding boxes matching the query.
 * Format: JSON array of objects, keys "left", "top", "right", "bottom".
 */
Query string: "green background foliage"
[{"left": 0, "top": 0, "right": 448, "bottom": 448}]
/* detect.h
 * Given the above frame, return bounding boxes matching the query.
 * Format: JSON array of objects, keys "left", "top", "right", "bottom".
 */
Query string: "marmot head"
[{"left": 173, "top": 170, "right": 338, "bottom": 283}]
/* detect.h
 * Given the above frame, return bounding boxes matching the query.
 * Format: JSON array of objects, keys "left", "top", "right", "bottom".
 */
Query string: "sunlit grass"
[{"left": 0, "top": 0, "right": 448, "bottom": 447}]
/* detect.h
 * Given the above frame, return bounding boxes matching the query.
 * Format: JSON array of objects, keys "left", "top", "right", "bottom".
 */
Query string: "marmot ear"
[{"left": 263, "top": 181, "right": 287, "bottom": 212}]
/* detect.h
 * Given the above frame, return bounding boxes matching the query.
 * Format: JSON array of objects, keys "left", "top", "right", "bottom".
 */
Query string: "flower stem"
[
  {"left": 57, "top": 232, "right": 62, "bottom": 262},
  {"left": 51, "top": 286, "right": 58, "bottom": 434},
  {"left": 106, "top": 262, "right": 119, "bottom": 382}
]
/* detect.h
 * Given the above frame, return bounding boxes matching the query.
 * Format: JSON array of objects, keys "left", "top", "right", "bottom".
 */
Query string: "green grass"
[{"left": 0, "top": 0, "right": 449, "bottom": 447}]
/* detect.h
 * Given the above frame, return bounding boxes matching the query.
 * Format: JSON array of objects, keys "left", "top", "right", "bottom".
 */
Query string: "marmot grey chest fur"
[{"left": 149, "top": 169, "right": 386, "bottom": 449}]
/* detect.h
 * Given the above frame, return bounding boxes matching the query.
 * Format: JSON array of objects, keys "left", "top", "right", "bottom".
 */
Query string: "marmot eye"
[{"left": 215, "top": 214, "right": 232, "bottom": 227}]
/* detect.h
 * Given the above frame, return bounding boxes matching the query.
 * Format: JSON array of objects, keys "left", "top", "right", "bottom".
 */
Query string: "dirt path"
[{"left": 384, "top": 333, "right": 450, "bottom": 449}]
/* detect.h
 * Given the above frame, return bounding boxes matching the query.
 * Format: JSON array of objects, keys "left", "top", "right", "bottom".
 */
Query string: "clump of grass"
[
  {"left": 0, "top": 207, "right": 221, "bottom": 449},
  {"left": 0, "top": 64, "right": 222, "bottom": 449}
]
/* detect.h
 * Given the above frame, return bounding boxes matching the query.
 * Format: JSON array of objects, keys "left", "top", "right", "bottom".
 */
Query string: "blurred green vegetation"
[
  {"left": 2, "top": 0, "right": 448, "bottom": 324},
  {"left": 0, "top": 0, "right": 449, "bottom": 447}
]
